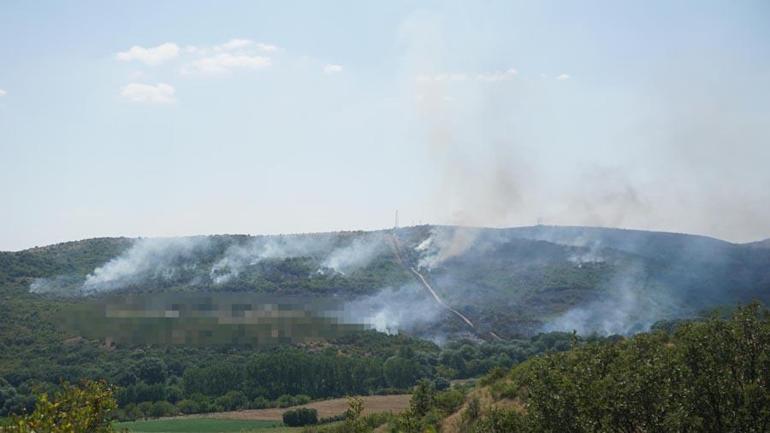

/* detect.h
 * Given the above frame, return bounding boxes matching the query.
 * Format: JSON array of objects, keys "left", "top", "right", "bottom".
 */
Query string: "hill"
[{"left": 2, "top": 225, "right": 769, "bottom": 338}]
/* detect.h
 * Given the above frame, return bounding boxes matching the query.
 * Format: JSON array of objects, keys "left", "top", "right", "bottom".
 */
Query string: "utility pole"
[{"left": 394, "top": 210, "right": 399, "bottom": 229}]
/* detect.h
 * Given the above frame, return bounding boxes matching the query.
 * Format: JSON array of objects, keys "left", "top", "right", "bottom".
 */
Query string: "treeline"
[{"left": 0, "top": 331, "right": 579, "bottom": 420}]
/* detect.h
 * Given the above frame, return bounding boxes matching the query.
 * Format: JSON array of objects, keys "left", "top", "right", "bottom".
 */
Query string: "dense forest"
[
  {"left": 0, "top": 256, "right": 582, "bottom": 419},
  {"left": 4, "top": 304, "right": 768, "bottom": 432}
]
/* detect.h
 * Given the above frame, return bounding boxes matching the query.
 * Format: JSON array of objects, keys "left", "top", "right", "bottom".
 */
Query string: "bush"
[
  {"left": 283, "top": 407, "right": 318, "bottom": 427},
  {"left": 137, "top": 401, "right": 153, "bottom": 418},
  {"left": 215, "top": 390, "right": 248, "bottom": 411},
  {"left": 115, "top": 403, "right": 141, "bottom": 421},
  {"left": 176, "top": 399, "right": 199, "bottom": 414},
  {"left": 276, "top": 394, "right": 295, "bottom": 408},
  {"left": 5, "top": 381, "right": 119, "bottom": 433},
  {"left": 435, "top": 388, "right": 465, "bottom": 414},
  {"left": 433, "top": 377, "right": 450, "bottom": 391},
  {"left": 148, "top": 400, "right": 177, "bottom": 418},
  {"left": 470, "top": 408, "right": 528, "bottom": 433},
  {"left": 250, "top": 396, "right": 270, "bottom": 409},
  {"left": 294, "top": 394, "right": 312, "bottom": 405}
]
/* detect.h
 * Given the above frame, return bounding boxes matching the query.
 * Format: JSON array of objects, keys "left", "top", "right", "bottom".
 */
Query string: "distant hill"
[
  {"left": 1, "top": 225, "right": 769, "bottom": 338},
  {"left": 746, "top": 238, "right": 770, "bottom": 249}
]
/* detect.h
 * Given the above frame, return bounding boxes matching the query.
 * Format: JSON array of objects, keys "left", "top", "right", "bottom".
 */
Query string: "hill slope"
[{"left": 2, "top": 225, "right": 769, "bottom": 338}]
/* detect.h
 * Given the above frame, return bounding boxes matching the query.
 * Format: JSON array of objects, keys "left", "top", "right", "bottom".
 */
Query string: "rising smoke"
[
  {"left": 542, "top": 262, "right": 681, "bottom": 335},
  {"left": 399, "top": 9, "right": 770, "bottom": 244},
  {"left": 31, "top": 232, "right": 392, "bottom": 295},
  {"left": 341, "top": 283, "right": 444, "bottom": 334}
]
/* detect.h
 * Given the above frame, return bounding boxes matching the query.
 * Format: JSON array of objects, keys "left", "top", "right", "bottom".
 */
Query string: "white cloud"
[
  {"left": 255, "top": 42, "right": 279, "bottom": 52},
  {"left": 215, "top": 39, "right": 278, "bottom": 52},
  {"left": 557, "top": 73, "right": 571, "bottom": 80},
  {"left": 418, "top": 68, "right": 520, "bottom": 84},
  {"left": 216, "top": 38, "right": 253, "bottom": 51},
  {"left": 416, "top": 73, "right": 467, "bottom": 83},
  {"left": 116, "top": 43, "right": 180, "bottom": 66},
  {"left": 0, "top": 89, "right": 6, "bottom": 97},
  {"left": 120, "top": 83, "right": 176, "bottom": 104},
  {"left": 323, "top": 64, "right": 343, "bottom": 74},
  {"left": 128, "top": 70, "right": 147, "bottom": 80},
  {"left": 476, "top": 68, "right": 518, "bottom": 82},
  {"left": 186, "top": 39, "right": 279, "bottom": 55},
  {"left": 183, "top": 53, "right": 272, "bottom": 74}
]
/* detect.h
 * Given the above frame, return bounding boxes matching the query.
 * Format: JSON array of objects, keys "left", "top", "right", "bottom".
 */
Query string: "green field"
[{"left": 115, "top": 418, "right": 290, "bottom": 433}]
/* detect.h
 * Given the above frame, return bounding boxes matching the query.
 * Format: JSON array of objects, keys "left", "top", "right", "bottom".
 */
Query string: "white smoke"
[
  {"left": 30, "top": 232, "right": 393, "bottom": 294},
  {"left": 210, "top": 233, "right": 388, "bottom": 284},
  {"left": 342, "top": 284, "right": 443, "bottom": 334},
  {"left": 81, "top": 237, "right": 211, "bottom": 292},
  {"left": 566, "top": 238, "right": 606, "bottom": 265},
  {"left": 208, "top": 236, "right": 331, "bottom": 284},
  {"left": 416, "top": 226, "right": 481, "bottom": 270},
  {"left": 321, "top": 233, "right": 387, "bottom": 274},
  {"left": 543, "top": 266, "right": 679, "bottom": 335},
  {"left": 30, "top": 237, "right": 214, "bottom": 294}
]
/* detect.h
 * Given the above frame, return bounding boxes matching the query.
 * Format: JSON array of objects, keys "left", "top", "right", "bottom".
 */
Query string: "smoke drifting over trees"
[{"left": 24, "top": 225, "right": 770, "bottom": 338}]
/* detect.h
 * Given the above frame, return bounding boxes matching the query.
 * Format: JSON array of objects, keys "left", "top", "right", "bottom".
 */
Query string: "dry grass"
[{"left": 187, "top": 395, "right": 411, "bottom": 421}]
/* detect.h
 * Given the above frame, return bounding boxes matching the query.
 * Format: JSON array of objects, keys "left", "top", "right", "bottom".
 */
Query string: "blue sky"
[{"left": 1, "top": 1, "right": 769, "bottom": 250}]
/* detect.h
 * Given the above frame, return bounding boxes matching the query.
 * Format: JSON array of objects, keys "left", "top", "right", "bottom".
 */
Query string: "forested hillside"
[
  {"left": 1, "top": 225, "right": 768, "bottom": 421},
  {"left": 3, "top": 225, "right": 769, "bottom": 337}
]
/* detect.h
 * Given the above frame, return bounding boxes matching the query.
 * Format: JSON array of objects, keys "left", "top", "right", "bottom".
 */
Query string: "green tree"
[
  {"left": 409, "top": 379, "right": 435, "bottom": 418},
  {"left": 383, "top": 356, "right": 421, "bottom": 389},
  {"left": 7, "top": 380, "right": 119, "bottom": 433},
  {"left": 132, "top": 357, "right": 167, "bottom": 385}
]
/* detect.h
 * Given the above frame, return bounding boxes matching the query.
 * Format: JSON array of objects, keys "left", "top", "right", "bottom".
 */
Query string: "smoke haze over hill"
[{"left": 19, "top": 225, "right": 770, "bottom": 338}]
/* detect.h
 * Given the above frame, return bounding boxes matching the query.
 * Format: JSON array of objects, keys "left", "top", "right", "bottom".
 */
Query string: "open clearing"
[{"left": 194, "top": 394, "right": 411, "bottom": 421}]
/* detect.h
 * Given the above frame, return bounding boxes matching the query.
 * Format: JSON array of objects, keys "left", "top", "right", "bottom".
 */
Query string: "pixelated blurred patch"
[{"left": 57, "top": 293, "right": 365, "bottom": 347}]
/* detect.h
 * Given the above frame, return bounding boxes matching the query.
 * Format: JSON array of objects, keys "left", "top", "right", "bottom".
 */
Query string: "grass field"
[
  {"left": 200, "top": 394, "right": 411, "bottom": 421},
  {"left": 115, "top": 395, "right": 409, "bottom": 432},
  {"left": 115, "top": 418, "right": 288, "bottom": 433}
]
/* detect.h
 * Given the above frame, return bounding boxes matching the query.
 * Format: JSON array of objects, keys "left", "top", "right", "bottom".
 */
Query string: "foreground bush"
[{"left": 5, "top": 380, "right": 119, "bottom": 433}]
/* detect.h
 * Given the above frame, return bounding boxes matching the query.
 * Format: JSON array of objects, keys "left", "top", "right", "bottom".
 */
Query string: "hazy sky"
[{"left": 1, "top": 0, "right": 769, "bottom": 250}]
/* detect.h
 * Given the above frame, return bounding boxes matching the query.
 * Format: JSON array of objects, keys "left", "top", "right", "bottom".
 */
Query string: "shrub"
[
  {"left": 470, "top": 408, "right": 528, "bottom": 433},
  {"left": 294, "top": 394, "right": 312, "bottom": 405},
  {"left": 250, "top": 396, "right": 270, "bottom": 409},
  {"left": 215, "top": 390, "right": 248, "bottom": 411},
  {"left": 276, "top": 394, "right": 295, "bottom": 408},
  {"left": 435, "top": 388, "right": 465, "bottom": 414},
  {"left": 148, "top": 400, "right": 177, "bottom": 418},
  {"left": 283, "top": 407, "right": 319, "bottom": 427},
  {"left": 176, "top": 399, "right": 199, "bottom": 414},
  {"left": 433, "top": 377, "right": 450, "bottom": 391},
  {"left": 137, "top": 401, "right": 153, "bottom": 418},
  {"left": 5, "top": 380, "right": 119, "bottom": 433}
]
